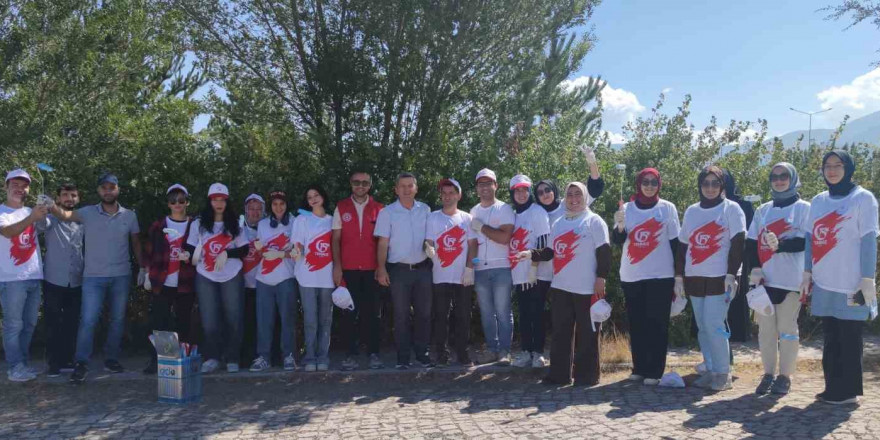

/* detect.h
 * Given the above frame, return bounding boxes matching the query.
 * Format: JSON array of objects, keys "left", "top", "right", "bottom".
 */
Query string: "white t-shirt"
[
  {"left": 427, "top": 210, "right": 471, "bottom": 284},
  {"left": 162, "top": 217, "right": 189, "bottom": 288},
  {"left": 0, "top": 205, "right": 42, "bottom": 282},
  {"left": 509, "top": 204, "right": 551, "bottom": 285},
  {"left": 294, "top": 213, "right": 334, "bottom": 288},
  {"left": 256, "top": 217, "right": 295, "bottom": 286},
  {"left": 679, "top": 199, "right": 747, "bottom": 278},
  {"left": 747, "top": 200, "right": 810, "bottom": 292},
  {"left": 619, "top": 200, "right": 681, "bottom": 283},
  {"left": 469, "top": 200, "right": 516, "bottom": 271},
  {"left": 809, "top": 187, "right": 879, "bottom": 294},
  {"left": 549, "top": 211, "right": 609, "bottom": 295},
  {"left": 240, "top": 224, "right": 261, "bottom": 289},
  {"left": 186, "top": 219, "right": 249, "bottom": 283},
  {"left": 538, "top": 204, "right": 566, "bottom": 281}
]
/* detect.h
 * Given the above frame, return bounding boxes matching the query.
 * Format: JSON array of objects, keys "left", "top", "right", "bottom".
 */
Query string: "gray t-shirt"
[
  {"left": 40, "top": 214, "right": 84, "bottom": 287},
  {"left": 76, "top": 204, "right": 139, "bottom": 278}
]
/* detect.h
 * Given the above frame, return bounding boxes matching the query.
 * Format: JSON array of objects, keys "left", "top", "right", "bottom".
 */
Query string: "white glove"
[
  {"left": 763, "top": 231, "right": 779, "bottom": 252},
  {"left": 162, "top": 228, "right": 181, "bottom": 240},
  {"left": 36, "top": 194, "right": 55, "bottom": 209},
  {"left": 177, "top": 250, "right": 191, "bottom": 262},
  {"left": 290, "top": 247, "right": 302, "bottom": 261},
  {"left": 254, "top": 240, "right": 263, "bottom": 251},
  {"left": 584, "top": 147, "right": 597, "bottom": 166},
  {"left": 527, "top": 264, "right": 538, "bottom": 284},
  {"left": 462, "top": 267, "right": 474, "bottom": 286},
  {"left": 799, "top": 271, "right": 812, "bottom": 299},
  {"left": 724, "top": 274, "right": 738, "bottom": 302},
  {"left": 192, "top": 240, "right": 203, "bottom": 265},
  {"left": 859, "top": 277, "right": 877, "bottom": 306},
  {"left": 143, "top": 275, "right": 152, "bottom": 291},
  {"left": 470, "top": 218, "right": 484, "bottom": 233},
  {"left": 137, "top": 268, "right": 147, "bottom": 286},
  {"left": 263, "top": 250, "right": 285, "bottom": 261},
  {"left": 613, "top": 208, "right": 625, "bottom": 231},
  {"left": 424, "top": 241, "right": 436, "bottom": 259},
  {"left": 515, "top": 250, "right": 531, "bottom": 262},
  {"left": 214, "top": 251, "right": 228, "bottom": 272},
  {"left": 749, "top": 268, "right": 763, "bottom": 286},
  {"left": 674, "top": 276, "right": 685, "bottom": 299}
]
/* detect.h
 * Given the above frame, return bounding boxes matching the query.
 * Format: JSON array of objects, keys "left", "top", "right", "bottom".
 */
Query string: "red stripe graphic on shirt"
[
  {"left": 688, "top": 220, "right": 725, "bottom": 265},
  {"left": 261, "top": 233, "right": 290, "bottom": 275},
  {"left": 811, "top": 210, "right": 848, "bottom": 265},
  {"left": 508, "top": 227, "right": 529, "bottom": 269},
  {"left": 167, "top": 236, "right": 183, "bottom": 275},
  {"left": 202, "top": 234, "right": 233, "bottom": 272},
  {"left": 626, "top": 217, "right": 663, "bottom": 264},
  {"left": 437, "top": 225, "right": 466, "bottom": 268},
  {"left": 9, "top": 224, "right": 36, "bottom": 266},
  {"left": 553, "top": 230, "right": 580, "bottom": 274},
  {"left": 306, "top": 230, "right": 333, "bottom": 272},
  {"left": 242, "top": 239, "right": 262, "bottom": 274},
  {"left": 758, "top": 218, "right": 792, "bottom": 265}
]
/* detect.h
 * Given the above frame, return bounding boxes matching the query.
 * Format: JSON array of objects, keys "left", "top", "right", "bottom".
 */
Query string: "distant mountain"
[{"left": 776, "top": 110, "right": 880, "bottom": 147}]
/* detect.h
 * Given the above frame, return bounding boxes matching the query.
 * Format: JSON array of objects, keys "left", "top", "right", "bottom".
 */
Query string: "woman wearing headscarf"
[
  {"left": 675, "top": 166, "right": 747, "bottom": 391},
  {"left": 530, "top": 182, "right": 611, "bottom": 386},
  {"left": 802, "top": 151, "right": 878, "bottom": 405},
  {"left": 610, "top": 168, "right": 681, "bottom": 385},
  {"left": 746, "top": 163, "right": 810, "bottom": 395}
]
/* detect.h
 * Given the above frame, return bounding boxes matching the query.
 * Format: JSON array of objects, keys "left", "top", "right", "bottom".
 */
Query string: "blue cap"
[{"left": 97, "top": 173, "right": 119, "bottom": 186}]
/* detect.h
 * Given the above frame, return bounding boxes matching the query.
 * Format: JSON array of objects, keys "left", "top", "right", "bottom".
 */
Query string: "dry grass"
[{"left": 600, "top": 329, "right": 633, "bottom": 365}]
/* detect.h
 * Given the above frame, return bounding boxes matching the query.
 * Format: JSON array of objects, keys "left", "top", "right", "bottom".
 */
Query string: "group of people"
[{"left": 0, "top": 149, "right": 876, "bottom": 405}]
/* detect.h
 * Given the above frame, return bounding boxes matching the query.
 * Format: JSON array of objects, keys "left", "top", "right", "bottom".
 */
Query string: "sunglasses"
[
  {"left": 769, "top": 173, "right": 790, "bottom": 182},
  {"left": 167, "top": 197, "right": 187, "bottom": 205},
  {"left": 536, "top": 188, "right": 554, "bottom": 196},
  {"left": 700, "top": 180, "right": 722, "bottom": 189},
  {"left": 351, "top": 179, "right": 371, "bottom": 187},
  {"left": 641, "top": 179, "right": 659, "bottom": 187}
]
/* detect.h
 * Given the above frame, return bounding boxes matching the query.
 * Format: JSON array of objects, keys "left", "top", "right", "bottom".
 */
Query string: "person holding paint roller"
[
  {"left": 675, "top": 166, "right": 746, "bottom": 391},
  {"left": 745, "top": 163, "right": 810, "bottom": 395}
]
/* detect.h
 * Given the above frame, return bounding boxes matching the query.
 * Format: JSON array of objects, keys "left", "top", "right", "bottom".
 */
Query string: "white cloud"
[
  {"left": 560, "top": 76, "right": 647, "bottom": 133},
  {"left": 603, "top": 130, "right": 627, "bottom": 144},
  {"left": 816, "top": 68, "right": 880, "bottom": 121},
  {"left": 662, "top": 87, "right": 673, "bottom": 94}
]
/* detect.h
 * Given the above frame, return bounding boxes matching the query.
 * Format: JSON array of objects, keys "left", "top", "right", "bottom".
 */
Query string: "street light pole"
[{"left": 790, "top": 107, "right": 832, "bottom": 165}]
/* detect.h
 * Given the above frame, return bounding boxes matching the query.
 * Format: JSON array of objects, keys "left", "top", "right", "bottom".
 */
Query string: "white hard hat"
[
  {"left": 331, "top": 286, "right": 355, "bottom": 311},
  {"left": 746, "top": 285, "right": 775, "bottom": 317},
  {"left": 670, "top": 294, "right": 688, "bottom": 318},
  {"left": 590, "top": 298, "right": 612, "bottom": 332}
]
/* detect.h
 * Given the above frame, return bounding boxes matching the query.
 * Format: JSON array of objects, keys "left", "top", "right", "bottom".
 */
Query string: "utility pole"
[{"left": 790, "top": 107, "right": 832, "bottom": 166}]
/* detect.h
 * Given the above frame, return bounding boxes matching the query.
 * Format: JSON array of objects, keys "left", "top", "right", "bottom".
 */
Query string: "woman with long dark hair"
[{"left": 185, "top": 183, "right": 250, "bottom": 374}]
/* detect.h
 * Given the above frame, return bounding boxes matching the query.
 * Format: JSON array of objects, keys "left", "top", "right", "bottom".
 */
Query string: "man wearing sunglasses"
[
  {"left": 332, "top": 170, "right": 386, "bottom": 370},
  {"left": 141, "top": 184, "right": 197, "bottom": 374}
]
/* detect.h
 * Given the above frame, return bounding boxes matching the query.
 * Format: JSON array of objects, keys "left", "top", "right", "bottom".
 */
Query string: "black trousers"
[
  {"left": 432, "top": 283, "right": 472, "bottom": 359},
  {"left": 622, "top": 278, "right": 674, "bottom": 379},
  {"left": 147, "top": 286, "right": 196, "bottom": 364},
  {"left": 340, "top": 270, "right": 383, "bottom": 356},
  {"left": 516, "top": 280, "right": 548, "bottom": 353},
  {"left": 389, "top": 265, "right": 432, "bottom": 363},
  {"left": 42, "top": 282, "right": 81, "bottom": 369},
  {"left": 548, "top": 288, "right": 599, "bottom": 385},
  {"left": 822, "top": 317, "right": 864, "bottom": 400}
]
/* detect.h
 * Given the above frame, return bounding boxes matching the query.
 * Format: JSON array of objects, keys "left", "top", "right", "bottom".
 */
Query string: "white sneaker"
[
  {"left": 511, "top": 351, "right": 532, "bottom": 368},
  {"left": 627, "top": 374, "right": 644, "bottom": 382},
  {"left": 24, "top": 365, "right": 42, "bottom": 376},
  {"left": 497, "top": 351, "right": 511, "bottom": 366},
  {"left": 7, "top": 364, "right": 36, "bottom": 382},
  {"left": 531, "top": 353, "right": 547, "bottom": 368},
  {"left": 710, "top": 373, "right": 733, "bottom": 391},
  {"left": 226, "top": 363, "right": 240, "bottom": 373},
  {"left": 643, "top": 378, "right": 660, "bottom": 386},
  {"left": 304, "top": 363, "right": 317, "bottom": 372},
  {"left": 200, "top": 359, "right": 220, "bottom": 374},
  {"left": 283, "top": 354, "right": 297, "bottom": 371},
  {"left": 249, "top": 356, "right": 269, "bottom": 372},
  {"left": 695, "top": 362, "right": 709, "bottom": 375}
]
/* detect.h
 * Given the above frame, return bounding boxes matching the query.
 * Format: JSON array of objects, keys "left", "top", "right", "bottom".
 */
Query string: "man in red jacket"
[{"left": 332, "top": 170, "right": 385, "bottom": 370}]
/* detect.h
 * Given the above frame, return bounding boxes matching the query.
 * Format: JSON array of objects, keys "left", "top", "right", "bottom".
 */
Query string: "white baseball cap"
[
  {"left": 331, "top": 286, "right": 355, "bottom": 311},
  {"left": 590, "top": 298, "right": 612, "bottom": 332},
  {"left": 438, "top": 178, "right": 462, "bottom": 193},
  {"left": 166, "top": 183, "right": 189, "bottom": 196},
  {"left": 670, "top": 294, "right": 688, "bottom": 318},
  {"left": 244, "top": 193, "right": 265, "bottom": 205},
  {"left": 746, "top": 286, "right": 775, "bottom": 317},
  {"left": 208, "top": 183, "right": 230, "bottom": 199},
  {"left": 509, "top": 174, "right": 532, "bottom": 190},
  {"left": 5, "top": 169, "right": 31, "bottom": 183},
  {"left": 475, "top": 168, "right": 497, "bottom": 182}
]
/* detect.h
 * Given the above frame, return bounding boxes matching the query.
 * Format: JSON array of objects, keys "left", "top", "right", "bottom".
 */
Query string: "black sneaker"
[
  {"left": 770, "top": 375, "right": 790, "bottom": 395},
  {"left": 755, "top": 374, "right": 774, "bottom": 395},
  {"left": 47, "top": 365, "right": 62, "bottom": 378},
  {"left": 415, "top": 355, "right": 435, "bottom": 368},
  {"left": 142, "top": 360, "right": 158, "bottom": 375},
  {"left": 395, "top": 363, "right": 410, "bottom": 370},
  {"left": 435, "top": 352, "right": 449, "bottom": 367},
  {"left": 69, "top": 362, "right": 88, "bottom": 384},
  {"left": 104, "top": 359, "right": 125, "bottom": 374},
  {"left": 59, "top": 361, "right": 76, "bottom": 373}
]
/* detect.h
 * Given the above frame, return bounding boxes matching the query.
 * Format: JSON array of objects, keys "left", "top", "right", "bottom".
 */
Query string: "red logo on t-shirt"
[
  {"left": 811, "top": 210, "right": 847, "bottom": 265},
  {"left": 306, "top": 231, "right": 332, "bottom": 272},
  {"left": 437, "top": 225, "right": 466, "bottom": 268},
  {"left": 261, "top": 233, "right": 290, "bottom": 275},
  {"left": 626, "top": 218, "right": 663, "bottom": 264},
  {"left": 167, "top": 236, "right": 183, "bottom": 276},
  {"left": 242, "top": 239, "right": 262, "bottom": 274},
  {"left": 689, "top": 221, "right": 725, "bottom": 265},
  {"left": 9, "top": 224, "right": 36, "bottom": 266},
  {"left": 508, "top": 227, "right": 529, "bottom": 269},
  {"left": 202, "top": 234, "right": 233, "bottom": 272},
  {"left": 758, "top": 218, "right": 792, "bottom": 265},
  {"left": 553, "top": 230, "right": 580, "bottom": 274}
]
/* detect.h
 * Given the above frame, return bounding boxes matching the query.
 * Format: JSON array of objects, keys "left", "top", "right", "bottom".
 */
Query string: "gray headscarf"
[{"left": 769, "top": 162, "right": 800, "bottom": 202}]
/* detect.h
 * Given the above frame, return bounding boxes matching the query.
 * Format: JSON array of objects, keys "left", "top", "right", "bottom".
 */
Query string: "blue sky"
[{"left": 574, "top": 0, "right": 880, "bottom": 141}]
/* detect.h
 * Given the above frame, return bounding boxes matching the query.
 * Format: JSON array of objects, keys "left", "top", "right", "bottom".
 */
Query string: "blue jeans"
[
  {"left": 75, "top": 276, "right": 131, "bottom": 362},
  {"left": 0, "top": 280, "right": 41, "bottom": 367},
  {"left": 256, "top": 279, "right": 298, "bottom": 360},
  {"left": 474, "top": 268, "right": 513, "bottom": 353},
  {"left": 196, "top": 274, "right": 244, "bottom": 364},
  {"left": 300, "top": 286, "right": 333, "bottom": 365},
  {"left": 691, "top": 295, "right": 731, "bottom": 374}
]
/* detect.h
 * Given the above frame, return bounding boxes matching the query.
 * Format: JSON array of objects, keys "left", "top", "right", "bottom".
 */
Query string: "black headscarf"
[
  {"left": 534, "top": 179, "right": 560, "bottom": 213},
  {"left": 510, "top": 188, "right": 534, "bottom": 214},
  {"left": 822, "top": 150, "right": 856, "bottom": 197},
  {"left": 722, "top": 169, "right": 755, "bottom": 228},
  {"left": 698, "top": 166, "right": 725, "bottom": 209}
]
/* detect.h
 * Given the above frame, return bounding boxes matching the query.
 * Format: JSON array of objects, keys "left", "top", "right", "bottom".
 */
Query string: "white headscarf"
[{"left": 563, "top": 181, "right": 590, "bottom": 219}]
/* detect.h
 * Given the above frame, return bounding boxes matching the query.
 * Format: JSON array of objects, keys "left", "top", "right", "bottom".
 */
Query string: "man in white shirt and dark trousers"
[
  {"left": 374, "top": 173, "right": 434, "bottom": 369},
  {"left": 467, "top": 168, "right": 516, "bottom": 365}
]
